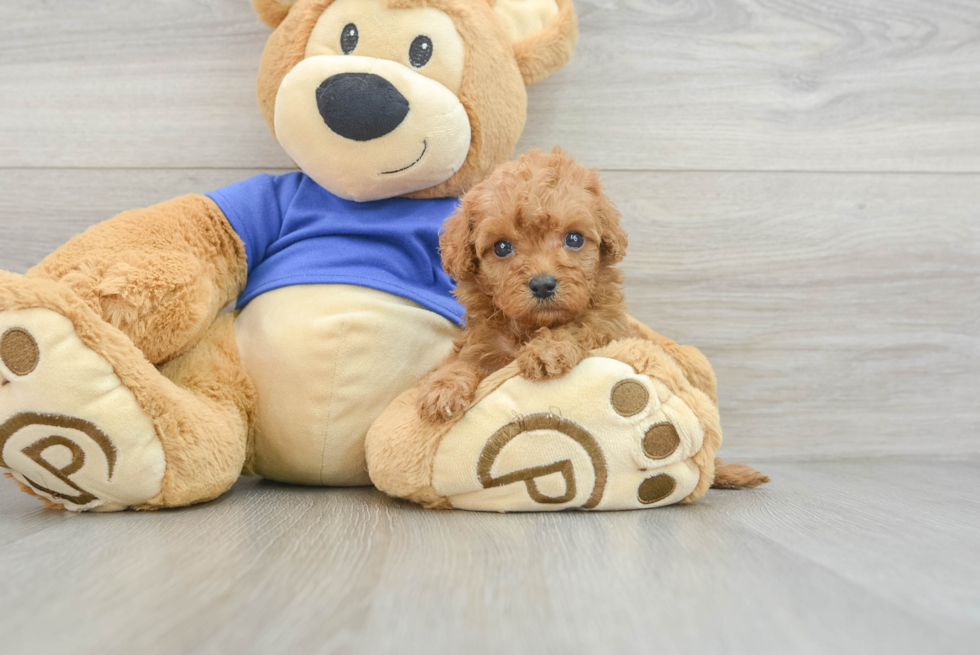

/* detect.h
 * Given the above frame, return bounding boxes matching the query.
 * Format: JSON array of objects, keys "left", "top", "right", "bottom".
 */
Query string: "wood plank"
[
  {"left": 607, "top": 170, "right": 980, "bottom": 460},
  {"left": 522, "top": 0, "right": 980, "bottom": 172},
  {"left": 0, "top": 168, "right": 294, "bottom": 271},
  {"left": 1, "top": 0, "right": 978, "bottom": 171},
  {"left": 0, "top": 0, "right": 288, "bottom": 169},
  {"left": 1, "top": 168, "right": 977, "bottom": 459},
  {"left": 0, "top": 458, "right": 977, "bottom": 654}
]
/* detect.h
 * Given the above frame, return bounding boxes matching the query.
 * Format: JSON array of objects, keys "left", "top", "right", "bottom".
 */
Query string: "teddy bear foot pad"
[
  {"left": 431, "top": 356, "right": 706, "bottom": 512},
  {"left": 0, "top": 307, "right": 165, "bottom": 512}
]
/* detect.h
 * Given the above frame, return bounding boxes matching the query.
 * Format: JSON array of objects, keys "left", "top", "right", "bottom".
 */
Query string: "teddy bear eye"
[
  {"left": 340, "top": 23, "right": 358, "bottom": 54},
  {"left": 494, "top": 240, "right": 514, "bottom": 258},
  {"left": 409, "top": 35, "right": 433, "bottom": 68},
  {"left": 564, "top": 232, "right": 584, "bottom": 249}
]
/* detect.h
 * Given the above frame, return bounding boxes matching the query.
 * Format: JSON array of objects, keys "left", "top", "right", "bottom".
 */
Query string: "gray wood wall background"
[{"left": 1, "top": 0, "right": 977, "bottom": 463}]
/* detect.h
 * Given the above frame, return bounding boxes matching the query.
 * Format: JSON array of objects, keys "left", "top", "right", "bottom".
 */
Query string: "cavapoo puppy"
[{"left": 417, "top": 147, "right": 641, "bottom": 423}]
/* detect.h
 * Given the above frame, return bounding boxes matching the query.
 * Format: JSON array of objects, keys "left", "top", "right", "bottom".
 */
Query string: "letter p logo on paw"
[
  {"left": 0, "top": 309, "right": 166, "bottom": 511},
  {"left": 431, "top": 357, "right": 706, "bottom": 512},
  {"left": 0, "top": 413, "right": 117, "bottom": 507}
]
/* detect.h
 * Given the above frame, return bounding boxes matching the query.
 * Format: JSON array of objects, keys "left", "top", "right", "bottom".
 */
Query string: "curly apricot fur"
[{"left": 417, "top": 148, "right": 639, "bottom": 421}]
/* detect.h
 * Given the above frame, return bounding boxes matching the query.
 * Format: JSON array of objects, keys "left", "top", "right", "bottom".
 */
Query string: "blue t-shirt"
[{"left": 206, "top": 173, "right": 464, "bottom": 324}]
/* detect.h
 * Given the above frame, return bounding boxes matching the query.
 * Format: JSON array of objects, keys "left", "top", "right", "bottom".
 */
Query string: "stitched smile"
[{"left": 380, "top": 141, "right": 427, "bottom": 175}]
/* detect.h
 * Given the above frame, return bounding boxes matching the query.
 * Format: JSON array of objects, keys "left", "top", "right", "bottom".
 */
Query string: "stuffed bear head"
[{"left": 252, "top": 0, "right": 577, "bottom": 202}]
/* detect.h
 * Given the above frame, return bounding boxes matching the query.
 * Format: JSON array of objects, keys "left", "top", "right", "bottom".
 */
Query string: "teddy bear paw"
[
  {"left": 0, "top": 301, "right": 165, "bottom": 512},
  {"left": 428, "top": 354, "right": 712, "bottom": 511}
]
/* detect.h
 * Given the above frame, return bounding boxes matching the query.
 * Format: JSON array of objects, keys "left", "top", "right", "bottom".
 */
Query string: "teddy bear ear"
[
  {"left": 252, "top": 0, "right": 301, "bottom": 28},
  {"left": 492, "top": 0, "right": 579, "bottom": 86}
]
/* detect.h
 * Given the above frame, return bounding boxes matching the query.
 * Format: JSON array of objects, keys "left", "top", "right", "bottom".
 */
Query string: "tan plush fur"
[
  {"left": 628, "top": 318, "right": 719, "bottom": 404},
  {"left": 26, "top": 195, "right": 246, "bottom": 365},
  {"left": 255, "top": 0, "right": 577, "bottom": 200},
  {"left": 369, "top": 335, "right": 723, "bottom": 507},
  {"left": 256, "top": 0, "right": 330, "bottom": 139},
  {"left": 253, "top": 0, "right": 299, "bottom": 28},
  {"left": 405, "top": 0, "right": 529, "bottom": 199},
  {"left": 0, "top": 272, "right": 254, "bottom": 509},
  {"left": 364, "top": 389, "right": 453, "bottom": 508},
  {"left": 152, "top": 313, "right": 257, "bottom": 507},
  {"left": 417, "top": 148, "right": 637, "bottom": 421},
  {"left": 510, "top": 0, "right": 578, "bottom": 85}
]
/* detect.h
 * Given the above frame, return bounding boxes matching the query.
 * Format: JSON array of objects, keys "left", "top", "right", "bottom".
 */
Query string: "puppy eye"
[
  {"left": 340, "top": 23, "right": 358, "bottom": 54},
  {"left": 494, "top": 240, "right": 514, "bottom": 258},
  {"left": 409, "top": 35, "right": 433, "bottom": 68},
  {"left": 564, "top": 232, "right": 585, "bottom": 249}
]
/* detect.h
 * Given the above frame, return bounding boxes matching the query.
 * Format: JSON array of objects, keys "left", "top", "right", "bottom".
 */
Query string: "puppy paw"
[
  {"left": 416, "top": 375, "right": 477, "bottom": 423},
  {"left": 517, "top": 341, "right": 586, "bottom": 381}
]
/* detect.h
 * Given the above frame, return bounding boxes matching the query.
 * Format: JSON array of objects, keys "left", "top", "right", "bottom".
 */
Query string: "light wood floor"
[
  {"left": 2, "top": 459, "right": 978, "bottom": 654},
  {"left": 0, "top": 1, "right": 978, "bottom": 652}
]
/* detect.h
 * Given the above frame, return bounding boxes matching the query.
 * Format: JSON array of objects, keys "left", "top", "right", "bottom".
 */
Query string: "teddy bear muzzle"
[{"left": 274, "top": 55, "right": 471, "bottom": 202}]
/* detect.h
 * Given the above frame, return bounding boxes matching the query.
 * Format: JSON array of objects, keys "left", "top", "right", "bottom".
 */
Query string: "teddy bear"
[{"left": 0, "top": 0, "right": 762, "bottom": 513}]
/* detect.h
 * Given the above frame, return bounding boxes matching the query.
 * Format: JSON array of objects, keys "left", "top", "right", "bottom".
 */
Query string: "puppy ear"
[
  {"left": 590, "top": 175, "right": 628, "bottom": 265},
  {"left": 252, "top": 0, "right": 300, "bottom": 28},
  {"left": 440, "top": 205, "right": 478, "bottom": 282},
  {"left": 493, "top": 0, "right": 579, "bottom": 86}
]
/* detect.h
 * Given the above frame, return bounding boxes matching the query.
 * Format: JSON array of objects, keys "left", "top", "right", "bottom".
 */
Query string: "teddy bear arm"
[{"left": 25, "top": 194, "right": 247, "bottom": 364}]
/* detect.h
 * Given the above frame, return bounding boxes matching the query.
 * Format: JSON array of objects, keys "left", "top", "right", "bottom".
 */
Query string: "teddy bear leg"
[
  {"left": 25, "top": 194, "right": 246, "bottom": 366},
  {"left": 0, "top": 273, "right": 253, "bottom": 512},
  {"left": 628, "top": 317, "right": 718, "bottom": 404},
  {"left": 627, "top": 319, "right": 769, "bottom": 489},
  {"left": 151, "top": 312, "right": 256, "bottom": 508},
  {"left": 368, "top": 338, "right": 724, "bottom": 512}
]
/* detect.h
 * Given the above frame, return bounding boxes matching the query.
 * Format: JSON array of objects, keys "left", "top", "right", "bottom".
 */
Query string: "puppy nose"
[
  {"left": 529, "top": 275, "right": 558, "bottom": 300},
  {"left": 315, "top": 73, "right": 409, "bottom": 141}
]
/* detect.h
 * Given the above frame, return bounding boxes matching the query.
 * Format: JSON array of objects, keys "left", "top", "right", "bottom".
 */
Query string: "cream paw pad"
[
  {"left": 366, "top": 338, "right": 722, "bottom": 512},
  {"left": 0, "top": 306, "right": 165, "bottom": 512}
]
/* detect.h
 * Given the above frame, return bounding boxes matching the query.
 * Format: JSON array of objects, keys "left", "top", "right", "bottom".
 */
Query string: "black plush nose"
[
  {"left": 315, "top": 73, "right": 409, "bottom": 142},
  {"left": 529, "top": 275, "right": 558, "bottom": 300}
]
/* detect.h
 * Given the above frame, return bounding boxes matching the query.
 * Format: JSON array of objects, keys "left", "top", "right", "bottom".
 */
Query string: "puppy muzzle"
[{"left": 529, "top": 275, "right": 558, "bottom": 300}]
